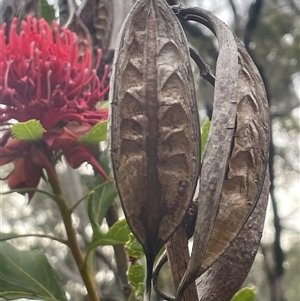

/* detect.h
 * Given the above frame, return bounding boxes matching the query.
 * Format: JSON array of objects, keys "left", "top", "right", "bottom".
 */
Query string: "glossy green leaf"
[
  {"left": 128, "top": 262, "right": 145, "bottom": 297},
  {"left": 88, "top": 219, "right": 131, "bottom": 253},
  {"left": 0, "top": 242, "right": 67, "bottom": 301},
  {"left": 86, "top": 150, "right": 118, "bottom": 231},
  {"left": 98, "top": 183, "right": 117, "bottom": 223},
  {"left": 80, "top": 121, "right": 108, "bottom": 144},
  {"left": 12, "top": 119, "right": 46, "bottom": 141},
  {"left": 230, "top": 287, "right": 256, "bottom": 301},
  {"left": 201, "top": 118, "right": 211, "bottom": 158},
  {"left": 125, "top": 233, "right": 144, "bottom": 258},
  {"left": 104, "top": 218, "right": 131, "bottom": 244}
]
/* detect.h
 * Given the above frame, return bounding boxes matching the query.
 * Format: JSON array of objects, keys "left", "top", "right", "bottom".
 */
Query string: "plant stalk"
[
  {"left": 166, "top": 227, "right": 198, "bottom": 301},
  {"left": 48, "top": 172, "right": 101, "bottom": 301}
]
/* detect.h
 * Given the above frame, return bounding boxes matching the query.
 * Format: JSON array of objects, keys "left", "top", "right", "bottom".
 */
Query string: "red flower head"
[{"left": 0, "top": 16, "right": 109, "bottom": 197}]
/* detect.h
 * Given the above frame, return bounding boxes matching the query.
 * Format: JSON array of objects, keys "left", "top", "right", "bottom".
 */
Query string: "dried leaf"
[
  {"left": 175, "top": 9, "right": 239, "bottom": 297},
  {"left": 175, "top": 7, "right": 270, "bottom": 299},
  {"left": 62, "top": 0, "right": 92, "bottom": 57},
  {"left": 109, "top": 0, "right": 200, "bottom": 298},
  {"left": 66, "top": 12, "right": 93, "bottom": 57},
  {"left": 93, "top": 0, "right": 113, "bottom": 56},
  {"left": 78, "top": 0, "right": 114, "bottom": 59}
]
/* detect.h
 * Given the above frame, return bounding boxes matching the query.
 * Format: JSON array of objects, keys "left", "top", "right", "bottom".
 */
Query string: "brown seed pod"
[
  {"left": 93, "top": 0, "right": 113, "bottom": 56},
  {"left": 109, "top": 0, "right": 200, "bottom": 298},
  {"left": 196, "top": 170, "right": 270, "bottom": 301},
  {"left": 174, "top": 7, "right": 270, "bottom": 299},
  {"left": 197, "top": 36, "right": 270, "bottom": 275},
  {"left": 78, "top": 0, "right": 114, "bottom": 59},
  {"left": 66, "top": 12, "right": 93, "bottom": 57}
]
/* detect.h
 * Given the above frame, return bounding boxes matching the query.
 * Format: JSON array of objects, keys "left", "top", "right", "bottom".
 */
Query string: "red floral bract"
[{"left": 0, "top": 16, "right": 110, "bottom": 197}]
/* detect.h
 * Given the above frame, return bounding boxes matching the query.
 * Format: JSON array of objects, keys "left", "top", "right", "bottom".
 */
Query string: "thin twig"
[
  {"left": 228, "top": 0, "right": 238, "bottom": 20},
  {"left": 172, "top": 6, "right": 216, "bottom": 35},
  {"left": 1, "top": 187, "right": 57, "bottom": 200},
  {"left": 69, "top": 180, "right": 110, "bottom": 212},
  {"left": 172, "top": 6, "right": 216, "bottom": 88},
  {"left": 153, "top": 252, "right": 175, "bottom": 301},
  {"left": 189, "top": 48, "right": 215, "bottom": 87},
  {"left": 0, "top": 233, "right": 68, "bottom": 245},
  {"left": 244, "top": 0, "right": 263, "bottom": 52}
]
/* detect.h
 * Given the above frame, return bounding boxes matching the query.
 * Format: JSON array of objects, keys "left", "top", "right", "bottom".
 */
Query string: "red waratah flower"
[{"left": 0, "top": 16, "right": 110, "bottom": 197}]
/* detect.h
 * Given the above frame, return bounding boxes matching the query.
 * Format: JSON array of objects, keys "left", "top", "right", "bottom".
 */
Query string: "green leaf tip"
[
  {"left": 201, "top": 118, "right": 211, "bottom": 158},
  {"left": 12, "top": 119, "right": 46, "bottom": 141},
  {"left": 230, "top": 287, "right": 256, "bottom": 301},
  {"left": 80, "top": 121, "right": 108, "bottom": 144}
]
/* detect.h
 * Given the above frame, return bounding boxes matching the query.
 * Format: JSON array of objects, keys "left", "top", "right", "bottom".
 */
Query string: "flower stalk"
[{"left": 47, "top": 169, "right": 101, "bottom": 301}]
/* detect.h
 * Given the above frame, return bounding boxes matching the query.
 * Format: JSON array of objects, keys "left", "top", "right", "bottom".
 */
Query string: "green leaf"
[
  {"left": 0, "top": 242, "right": 67, "bottom": 301},
  {"left": 128, "top": 262, "right": 145, "bottom": 297},
  {"left": 104, "top": 219, "right": 132, "bottom": 244},
  {"left": 88, "top": 219, "right": 131, "bottom": 252},
  {"left": 86, "top": 150, "right": 117, "bottom": 232},
  {"left": 89, "top": 182, "right": 117, "bottom": 230},
  {"left": 201, "top": 118, "right": 211, "bottom": 158},
  {"left": 87, "top": 191, "right": 101, "bottom": 233},
  {"left": 230, "top": 287, "right": 256, "bottom": 301},
  {"left": 125, "top": 233, "right": 144, "bottom": 258},
  {"left": 12, "top": 119, "right": 46, "bottom": 141},
  {"left": 80, "top": 121, "right": 108, "bottom": 144},
  {"left": 39, "top": 0, "right": 56, "bottom": 24}
]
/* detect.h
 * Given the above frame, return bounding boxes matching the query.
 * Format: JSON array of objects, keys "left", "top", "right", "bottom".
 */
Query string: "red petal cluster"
[{"left": 0, "top": 16, "right": 109, "bottom": 196}]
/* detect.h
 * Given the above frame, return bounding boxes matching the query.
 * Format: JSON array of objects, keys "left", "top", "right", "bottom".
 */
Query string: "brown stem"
[
  {"left": 166, "top": 227, "right": 198, "bottom": 301},
  {"left": 48, "top": 172, "right": 101, "bottom": 301}
]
